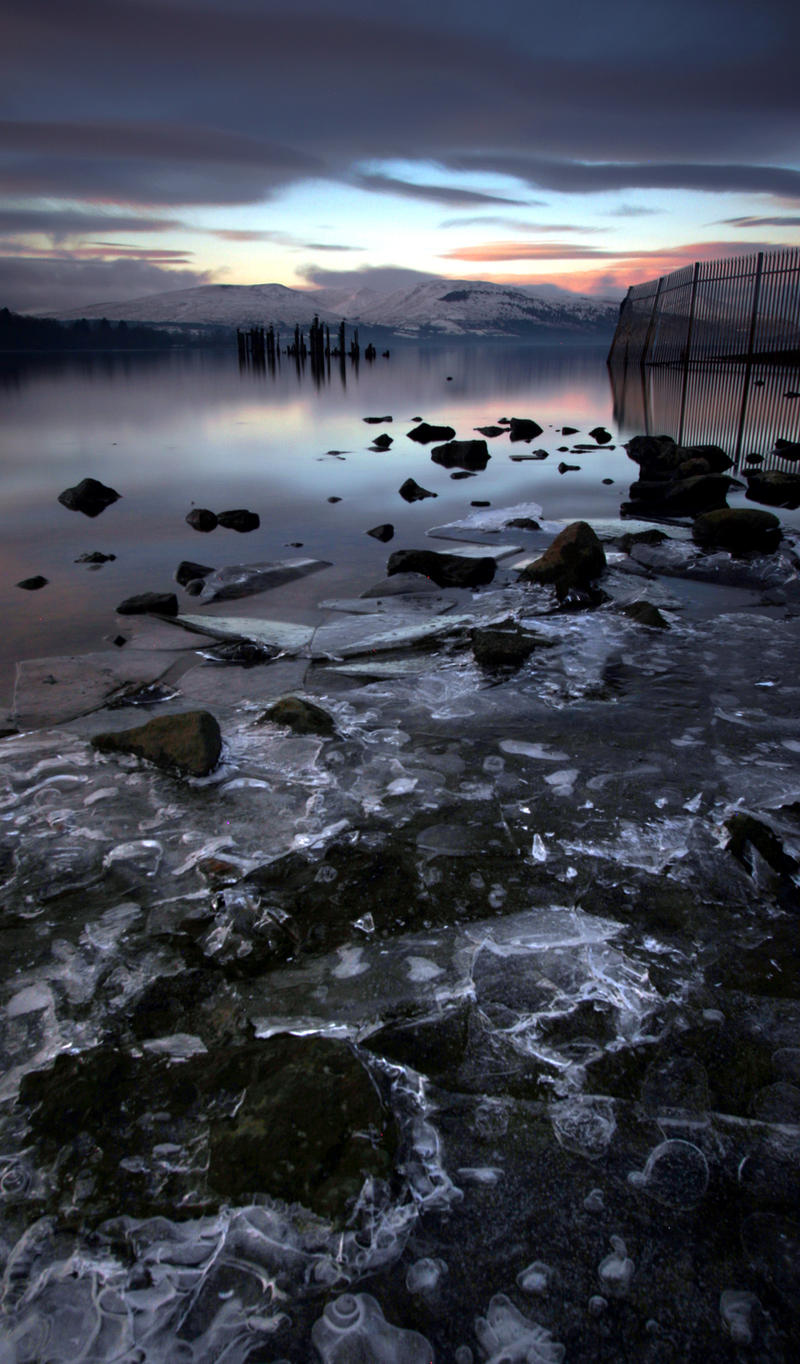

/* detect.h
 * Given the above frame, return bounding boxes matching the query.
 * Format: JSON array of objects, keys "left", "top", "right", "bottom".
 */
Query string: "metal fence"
[{"left": 608, "top": 248, "right": 800, "bottom": 368}]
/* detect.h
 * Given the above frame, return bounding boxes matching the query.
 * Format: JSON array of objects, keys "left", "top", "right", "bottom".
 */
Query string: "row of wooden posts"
[{"left": 236, "top": 317, "right": 382, "bottom": 366}]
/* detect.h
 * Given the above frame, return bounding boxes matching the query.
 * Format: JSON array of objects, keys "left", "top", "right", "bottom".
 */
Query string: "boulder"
[
  {"left": 186, "top": 508, "right": 218, "bottom": 532},
  {"left": 471, "top": 619, "right": 540, "bottom": 667},
  {"left": 684, "top": 443, "right": 733, "bottom": 473},
  {"left": 518, "top": 521, "right": 606, "bottom": 594},
  {"left": 619, "top": 600, "right": 670, "bottom": 629},
  {"left": 589, "top": 426, "right": 612, "bottom": 444},
  {"left": 692, "top": 508, "right": 782, "bottom": 555},
  {"left": 407, "top": 422, "right": 456, "bottom": 443},
  {"left": 116, "top": 591, "right": 178, "bottom": 616},
  {"left": 508, "top": 417, "right": 543, "bottom": 442},
  {"left": 746, "top": 472, "right": 800, "bottom": 509},
  {"left": 616, "top": 528, "right": 669, "bottom": 553},
  {"left": 370, "top": 433, "right": 393, "bottom": 449},
  {"left": 217, "top": 509, "right": 260, "bottom": 532},
  {"left": 626, "top": 473, "right": 732, "bottom": 516},
  {"left": 398, "top": 478, "right": 437, "bottom": 502},
  {"left": 58, "top": 477, "right": 120, "bottom": 517},
  {"left": 505, "top": 516, "right": 541, "bottom": 530},
  {"left": 387, "top": 548, "right": 496, "bottom": 588},
  {"left": 366, "top": 523, "right": 394, "bottom": 542},
  {"left": 561, "top": 426, "right": 579, "bottom": 435},
  {"left": 430, "top": 439, "right": 490, "bottom": 471},
  {"left": 258, "top": 695, "right": 336, "bottom": 736},
  {"left": 91, "top": 709, "right": 222, "bottom": 776}
]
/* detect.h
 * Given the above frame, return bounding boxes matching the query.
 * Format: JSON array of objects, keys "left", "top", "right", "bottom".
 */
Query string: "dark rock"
[
  {"left": 217, "top": 509, "right": 260, "bottom": 532},
  {"left": 678, "top": 457, "right": 711, "bottom": 478},
  {"left": 508, "top": 417, "right": 543, "bottom": 442},
  {"left": 327, "top": 496, "right": 342, "bottom": 503},
  {"left": 589, "top": 426, "right": 612, "bottom": 444},
  {"left": 116, "top": 591, "right": 178, "bottom": 616},
  {"left": 628, "top": 473, "right": 733, "bottom": 515},
  {"left": 398, "top": 478, "right": 437, "bottom": 502},
  {"left": 692, "top": 508, "right": 782, "bottom": 555},
  {"left": 58, "top": 477, "right": 120, "bottom": 517},
  {"left": 684, "top": 442, "right": 733, "bottom": 473},
  {"left": 370, "top": 433, "right": 393, "bottom": 449},
  {"left": 475, "top": 425, "right": 505, "bottom": 437},
  {"left": 505, "top": 517, "right": 540, "bottom": 530},
  {"left": 186, "top": 508, "right": 218, "bottom": 532},
  {"left": 726, "top": 813, "right": 799, "bottom": 879},
  {"left": 430, "top": 439, "right": 490, "bottom": 471},
  {"left": 175, "top": 560, "right": 214, "bottom": 587},
  {"left": 407, "top": 422, "right": 456, "bottom": 443},
  {"left": 18, "top": 1035, "right": 396, "bottom": 1225},
  {"left": 16, "top": 575, "right": 48, "bottom": 590},
  {"left": 518, "top": 521, "right": 606, "bottom": 594},
  {"left": 450, "top": 470, "right": 476, "bottom": 479},
  {"left": 619, "top": 600, "right": 670, "bottom": 629},
  {"left": 746, "top": 471, "right": 800, "bottom": 509},
  {"left": 557, "top": 462, "right": 580, "bottom": 474},
  {"left": 75, "top": 551, "right": 116, "bottom": 564},
  {"left": 258, "top": 695, "right": 336, "bottom": 736},
  {"left": 365, "top": 1005, "right": 471, "bottom": 1086},
  {"left": 363, "top": 415, "right": 392, "bottom": 423},
  {"left": 112, "top": 635, "right": 126, "bottom": 647},
  {"left": 602, "top": 478, "right": 614, "bottom": 485},
  {"left": 509, "top": 449, "right": 548, "bottom": 462},
  {"left": 745, "top": 453, "right": 764, "bottom": 466},
  {"left": 616, "top": 529, "right": 669, "bottom": 553},
  {"left": 775, "top": 438, "right": 800, "bottom": 461},
  {"left": 91, "top": 709, "right": 222, "bottom": 777},
  {"left": 561, "top": 426, "right": 578, "bottom": 435},
  {"left": 367, "top": 523, "right": 394, "bottom": 542},
  {"left": 387, "top": 548, "right": 496, "bottom": 588},
  {"left": 472, "top": 619, "right": 540, "bottom": 667},
  {"left": 470, "top": 500, "right": 491, "bottom": 507}
]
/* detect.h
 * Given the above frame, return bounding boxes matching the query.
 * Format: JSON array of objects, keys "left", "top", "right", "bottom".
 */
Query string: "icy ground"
[{"left": 1, "top": 510, "right": 800, "bottom": 1361}]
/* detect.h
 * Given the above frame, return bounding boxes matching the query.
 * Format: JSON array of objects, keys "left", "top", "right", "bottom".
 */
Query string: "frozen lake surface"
[{"left": 1, "top": 345, "right": 800, "bottom": 1361}]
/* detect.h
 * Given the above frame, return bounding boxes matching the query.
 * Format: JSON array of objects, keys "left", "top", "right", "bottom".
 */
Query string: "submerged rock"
[
  {"left": 407, "top": 421, "right": 456, "bottom": 443},
  {"left": 518, "top": 520, "right": 606, "bottom": 598},
  {"left": 625, "top": 473, "right": 733, "bottom": 516},
  {"left": 16, "top": 575, "right": 47, "bottom": 590},
  {"left": 75, "top": 550, "right": 116, "bottom": 564},
  {"left": 619, "top": 600, "right": 670, "bottom": 629},
  {"left": 387, "top": 548, "right": 496, "bottom": 587},
  {"left": 217, "top": 508, "right": 260, "bottom": 532},
  {"left": 398, "top": 477, "right": 437, "bottom": 502},
  {"left": 692, "top": 508, "right": 782, "bottom": 555},
  {"left": 430, "top": 439, "right": 490, "bottom": 471},
  {"left": 186, "top": 507, "right": 218, "bottom": 532},
  {"left": 258, "top": 695, "right": 336, "bottom": 736},
  {"left": 91, "top": 709, "right": 222, "bottom": 776},
  {"left": 58, "top": 476, "right": 120, "bottom": 517},
  {"left": 19, "top": 1035, "right": 396, "bottom": 1224},
  {"left": 746, "top": 471, "right": 800, "bottom": 509},
  {"left": 472, "top": 619, "right": 541, "bottom": 666},
  {"left": 175, "top": 559, "right": 214, "bottom": 587},
  {"left": 475, "top": 425, "right": 505, "bottom": 436},
  {"left": 116, "top": 591, "right": 178, "bottom": 616}
]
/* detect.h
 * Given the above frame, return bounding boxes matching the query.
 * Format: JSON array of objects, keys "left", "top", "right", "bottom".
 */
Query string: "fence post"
[
  {"left": 734, "top": 251, "right": 765, "bottom": 463},
  {"left": 677, "top": 262, "right": 701, "bottom": 444},
  {"left": 641, "top": 277, "right": 664, "bottom": 367}
]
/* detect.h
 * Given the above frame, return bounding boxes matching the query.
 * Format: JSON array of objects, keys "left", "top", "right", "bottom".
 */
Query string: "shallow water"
[{"left": 1, "top": 344, "right": 800, "bottom": 1361}]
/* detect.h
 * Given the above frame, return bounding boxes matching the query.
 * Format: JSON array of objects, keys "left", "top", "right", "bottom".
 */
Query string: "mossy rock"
[
  {"left": 258, "top": 695, "right": 336, "bottom": 736},
  {"left": 91, "top": 709, "right": 222, "bottom": 776},
  {"left": 518, "top": 520, "right": 606, "bottom": 591},
  {"left": 619, "top": 600, "right": 670, "bottom": 630},
  {"left": 692, "top": 508, "right": 782, "bottom": 555}
]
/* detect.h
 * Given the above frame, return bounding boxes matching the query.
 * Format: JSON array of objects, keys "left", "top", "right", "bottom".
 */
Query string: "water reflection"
[{"left": 610, "top": 356, "right": 800, "bottom": 472}]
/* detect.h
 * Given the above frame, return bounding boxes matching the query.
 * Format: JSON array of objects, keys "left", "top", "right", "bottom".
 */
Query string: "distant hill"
[{"left": 48, "top": 277, "right": 618, "bottom": 341}]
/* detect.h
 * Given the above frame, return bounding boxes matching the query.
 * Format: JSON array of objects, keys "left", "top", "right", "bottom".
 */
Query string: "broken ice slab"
[
  {"left": 112, "top": 617, "right": 222, "bottom": 652},
  {"left": 317, "top": 595, "right": 458, "bottom": 616},
  {"left": 197, "top": 557, "right": 332, "bottom": 602},
  {"left": 178, "top": 658, "right": 311, "bottom": 706},
  {"left": 310, "top": 612, "right": 475, "bottom": 659},
  {"left": 176, "top": 615, "right": 316, "bottom": 652},
  {"left": 422, "top": 540, "right": 523, "bottom": 560},
  {"left": 13, "top": 650, "right": 187, "bottom": 730},
  {"left": 428, "top": 503, "right": 559, "bottom": 543},
  {"left": 321, "top": 659, "right": 433, "bottom": 679}
]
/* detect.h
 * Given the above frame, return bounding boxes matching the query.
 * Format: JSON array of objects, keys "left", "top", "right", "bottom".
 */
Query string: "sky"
[{"left": 2, "top": 0, "right": 800, "bottom": 313}]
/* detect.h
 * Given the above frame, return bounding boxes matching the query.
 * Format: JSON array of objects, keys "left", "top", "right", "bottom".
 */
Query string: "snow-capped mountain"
[{"left": 52, "top": 277, "right": 618, "bottom": 337}]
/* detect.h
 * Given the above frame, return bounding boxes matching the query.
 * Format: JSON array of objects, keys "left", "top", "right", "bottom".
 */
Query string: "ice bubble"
[
  {"left": 353, "top": 912, "right": 375, "bottom": 935},
  {"left": 406, "top": 956, "right": 444, "bottom": 982},
  {"left": 406, "top": 1256, "right": 446, "bottom": 1295},
  {"left": 311, "top": 1292, "right": 433, "bottom": 1363},
  {"left": 720, "top": 1289, "right": 759, "bottom": 1344},
  {"left": 627, "top": 1139, "right": 709, "bottom": 1209},
  {"left": 516, "top": 1260, "right": 554, "bottom": 1295},
  {"left": 583, "top": 1188, "right": 604, "bottom": 1213},
  {"left": 551, "top": 1096, "right": 616, "bottom": 1160},
  {"left": 474, "top": 1293, "right": 565, "bottom": 1363},
  {"left": 483, "top": 754, "right": 505, "bottom": 774},
  {"left": 598, "top": 1236, "right": 634, "bottom": 1297},
  {"left": 588, "top": 1295, "right": 607, "bottom": 1317},
  {"left": 531, "top": 834, "right": 548, "bottom": 862},
  {"left": 454, "top": 1349, "right": 474, "bottom": 1364},
  {"left": 488, "top": 885, "right": 507, "bottom": 909},
  {"left": 103, "top": 838, "right": 162, "bottom": 877}
]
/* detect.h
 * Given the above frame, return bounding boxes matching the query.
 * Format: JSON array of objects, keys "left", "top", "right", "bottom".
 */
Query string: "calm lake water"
[
  {"left": 2, "top": 343, "right": 629, "bottom": 709},
  {"left": 2, "top": 342, "right": 800, "bottom": 1362}
]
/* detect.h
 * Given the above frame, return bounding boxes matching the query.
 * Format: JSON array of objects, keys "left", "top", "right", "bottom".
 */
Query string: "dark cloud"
[
  {"left": 0, "top": 256, "right": 212, "bottom": 313},
  {"left": 443, "top": 238, "right": 779, "bottom": 264},
  {"left": 352, "top": 175, "right": 529, "bottom": 208},
  {"left": 607, "top": 204, "right": 663, "bottom": 218},
  {"left": 719, "top": 215, "right": 800, "bottom": 228},
  {"left": 444, "top": 157, "right": 800, "bottom": 201},
  {"left": 299, "top": 264, "right": 438, "bottom": 293},
  {"left": 0, "top": 208, "right": 183, "bottom": 241},
  {"left": 439, "top": 216, "right": 605, "bottom": 232}
]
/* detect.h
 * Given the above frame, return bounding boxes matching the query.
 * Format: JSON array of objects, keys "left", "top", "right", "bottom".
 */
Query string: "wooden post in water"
[{"left": 734, "top": 251, "right": 765, "bottom": 463}]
